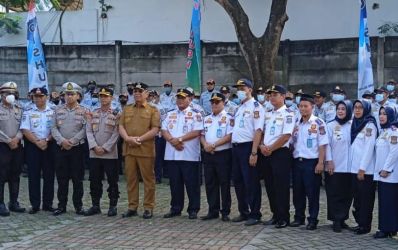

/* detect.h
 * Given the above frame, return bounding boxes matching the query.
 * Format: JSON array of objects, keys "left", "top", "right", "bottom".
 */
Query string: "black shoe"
[
  {"left": 263, "top": 217, "right": 277, "bottom": 226},
  {"left": 84, "top": 206, "right": 101, "bottom": 216},
  {"left": 221, "top": 215, "right": 230, "bottom": 222},
  {"left": 8, "top": 202, "right": 25, "bottom": 213},
  {"left": 350, "top": 225, "right": 360, "bottom": 232},
  {"left": 341, "top": 221, "right": 349, "bottom": 229},
  {"left": 356, "top": 227, "right": 371, "bottom": 235},
  {"left": 107, "top": 206, "right": 117, "bottom": 217},
  {"left": 244, "top": 218, "right": 261, "bottom": 226},
  {"left": 275, "top": 220, "right": 289, "bottom": 229},
  {"left": 75, "top": 207, "right": 85, "bottom": 215},
  {"left": 374, "top": 231, "right": 390, "bottom": 239},
  {"left": 122, "top": 209, "right": 138, "bottom": 218},
  {"left": 290, "top": 220, "right": 305, "bottom": 227},
  {"left": 53, "top": 207, "right": 66, "bottom": 216},
  {"left": 188, "top": 212, "right": 197, "bottom": 219},
  {"left": 163, "top": 211, "right": 181, "bottom": 218},
  {"left": 231, "top": 215, "right": 248, "bottom": 223},
  {"left": 28, "top": 207, "right": 40, "bottom": 215},
  {"left": 332, "top": 221, "right": 342, "bottom": 233},
  {"left": 306, "top": 222, "right": 317, "bottom": 230},
  {"left": 0, "top": 203, "right": 10, "bottom": 216},
  {"left": 42, "top": 206, "right": 56, "bottom": 212},
  {"left": 200, "top": 214, "right": 219, "bottom": 220},
  {"left": 143, "top": 210, "right": 153, "bottom": 219}
]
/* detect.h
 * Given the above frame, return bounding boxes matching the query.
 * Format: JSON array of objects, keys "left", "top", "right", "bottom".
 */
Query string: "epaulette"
[
  {"left": 191, "top": 108, "right": 200, "bottom": 113},
  {"left": 227, "top": 112, "right": 234, "bottom": 117},
  {"left": 167, "top": 109, "right": 176, "bottom": 113},
  {"left": 315, "top": 118, "right": 323, "bottom": 125},
  {"left": 254, "top": 101, "right": 259, "bottom": 107},
  {"left": 286, "top": 108, "right": 294, "bottom": 113}
]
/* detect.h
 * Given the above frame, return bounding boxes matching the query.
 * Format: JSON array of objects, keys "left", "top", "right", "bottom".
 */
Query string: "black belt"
[
  {"left": 296, "top": 157, "right": 318, "bottom": 162},
  {"left": 232, "top": 142, "right": 251, "bottom": 147}
]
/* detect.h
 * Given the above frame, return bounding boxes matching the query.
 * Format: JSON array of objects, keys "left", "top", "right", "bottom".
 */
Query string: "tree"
[{"left": 215, "top": 0, "right": 288, "bottom": 88}]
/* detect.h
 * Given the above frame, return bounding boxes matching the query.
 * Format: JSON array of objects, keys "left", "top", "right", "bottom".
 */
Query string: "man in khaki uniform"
[
  {"left": 0, "top": 82, "right": 25, "bottom": 216},
  {"left": 119, "top": 82, "right": 160, "bottom": 219},
  {"left": 51, "top": 82, "right": 87, "bottom": 216},
  {"left": 84, "top": 87, "right": 120, "bottom": 217}
]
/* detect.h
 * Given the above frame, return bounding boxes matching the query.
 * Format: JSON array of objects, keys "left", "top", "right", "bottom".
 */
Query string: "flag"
[
  {"left": 357, "top": 0, "right": 374, "bottom": 99},
  {"left": 185, "top": 0, "right": 201, "bottom": 94},
  {"left": 27, "top": 0, "right": 48, "bottom": 92}
]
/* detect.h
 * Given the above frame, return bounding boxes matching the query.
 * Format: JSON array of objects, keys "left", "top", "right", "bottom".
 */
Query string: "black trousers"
[
  {"left": 166, "top": 160, "right": 200, "bottom": 214},
  {"left": 89, "top": 158, "right": 119, "bottom": 207},
  {"left": 262, "top": 147, "right": 292, "bottom": 223},
  {"left": 232, "top": 142, "right": 262, "bottom": 220},
  {"left": 203, "top": 149, "right": 232, "bottom": 216},
  {"left": 54, "top": 144, "right": 84, "bottom": 209},
  {"left": 325, "top": 172, "right": 352, "bottom": 222},
  {"left": 352, "top": 174, "right": 376, "bottom": 229},
  {"left": 292, "top": 158, "right": 321, "bottom": 223},
  {"left": 25, "top": 141, "right": 55, "bottom": 209},
  {"left": 378, "top": 181, "right": 398, "bottom": 233},
  {"left": 0, "top": 142, "right": 23, "bottom": 204}
]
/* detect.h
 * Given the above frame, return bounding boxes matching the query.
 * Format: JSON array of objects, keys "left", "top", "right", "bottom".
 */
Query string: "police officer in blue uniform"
[
  {"left": 21, "top": 87, "right": 55, "bottom": 214},
  {"left": 230, "top": 79, "right": 265, "bottom": 226}
]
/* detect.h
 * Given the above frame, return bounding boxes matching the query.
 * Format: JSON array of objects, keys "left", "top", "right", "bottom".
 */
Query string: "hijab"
[
  {"left": 334, "top": 100, "right": 353, "bottom": 125},
  {"left": 351, "top": 99, "right": 378, "bottom": 144},
  {"left": 379, "top": 106, "right": 396, "bottom": 129}
]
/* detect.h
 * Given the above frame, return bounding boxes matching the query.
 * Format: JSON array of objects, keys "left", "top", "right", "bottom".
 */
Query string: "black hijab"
[
  {"left": 379, "top": 106, "right": 396, "bottom": 129},
  {"left": 351, "top": 99, "right": 378, "bottom": 144},
  {"left": 334, "top": 100, "right": 353, "bottom": 125}
]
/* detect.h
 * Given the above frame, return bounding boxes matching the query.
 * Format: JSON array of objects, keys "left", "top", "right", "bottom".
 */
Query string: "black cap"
[
  {"left": 376, "top": 86, "right": 389, "bottom": 94},
  {"left": 176, "top": 88, "right": 191, "bottom": 97},
  {"left": 331, "top": 86, "right": 345, "bottom": 94},
  {"left": 313, "top": 91, "right": 327, "bottom": 98},
  {"left": 256, "top": 86, "right": 265, "bottom": 93},
  {"left": 233, "top": 78, "right": 253, "bottom": 88},
  {"left": 299, "top": 93, "right": 315, "bottom": 104},
  {"left": 206, "top": 79, "right": 216, "bottom": 85},
  {"left": 149, "top": 90, "right": 160, "bottom": 96},
  {"left": 362, "top": 90, "right": 374, "bottom": 98},
  {"left": 163, "top": 80, "right": 173, "bottom": 86},
  {"left": 210, "top": 92, "right": 226, "bottom": 102},
  {"left": 98, "top": 87, "right": 114, "bottom": 96},
  {"left": 134, "top": 82, "right": 149, "bottom": 90},
  {"left": 31, "top": 87, "right": 48, "bottom": 96},
  {"left": 87, "top": 80, "right": 97, "bottom": 86},
  {"left": 295, "top": 89, "right": 304, "bottom": 96},
  {"left": 219, "top": 86, "right": 230, "bottom": 93},
  {"left": 126, "top": 82, "right": 135, "bottom": 87},
  {"left": 388, "top": 93, "right": 396, "bottom": 98},
  {"left": 267, "top": 85, "right": 287, "bottom": 95}
]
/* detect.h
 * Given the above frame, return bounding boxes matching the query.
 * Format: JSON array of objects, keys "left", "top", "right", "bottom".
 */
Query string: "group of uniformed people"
[{"left": 1, "top": 77, "right": 398, "bottom": 239}]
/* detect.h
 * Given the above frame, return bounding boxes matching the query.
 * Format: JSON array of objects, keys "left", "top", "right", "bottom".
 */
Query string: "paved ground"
[{"left": 0, "top": 173, "right": 397, "bottom": 249}]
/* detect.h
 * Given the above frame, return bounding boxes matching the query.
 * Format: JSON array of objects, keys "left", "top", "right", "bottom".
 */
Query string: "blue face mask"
[
  {"left": 91, "top": 98, "right": 98, "bottom": 105},
  {"left": 332, "top": 94, "right": 344, "bottom": 102},
  {"left": 257, "top": 94, "right": 265, "bottom": 103},
  {"left": 232, "top": 98, "right": 241, "bottom": 105},
  {"left": 387, "top": 85, "right": 395, "bottom": 92},
  {"left": 375, "top": 93, "right": 384, "bottom": 103},
  {"left": 295, "top": 96, "right": 301, "bottom": 104},
  {"left": 164, "top": 87, "right": 172, "bottom": 95},
  {"left": 237, "top": 90, "right": 247, "bottom": 101},
  {"left": 285, "top": 100, "right": 293, "bottom": 107}
]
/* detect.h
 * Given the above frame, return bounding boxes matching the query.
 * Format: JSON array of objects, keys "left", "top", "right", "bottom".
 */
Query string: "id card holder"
[
  {"left": 183, "top": 124, "right": 188, "bottom": 133},
  {"left": 307, "top": 138, "right": 313, "bottom": 148},
  {"left": 270, "top": 126, "right": 275, "bottom": 136},
  {"left": 217, "top": 128, "right": 222, "bottom": 138},
  {"left": 239, "top": 119, "right": 244, "bottom": 128}
]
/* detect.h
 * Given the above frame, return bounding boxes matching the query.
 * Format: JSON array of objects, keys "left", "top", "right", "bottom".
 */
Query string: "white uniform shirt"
[
  {"left": 314, "top": 103, "right": 327, "bottom": 121},
  {"left": 202, "top": 110, "right": 233, "bottom": 151},
  {"left": 263, "top": 105, "right": 295, "bottom": 148},
  {"left": 374, "top": 127, "right": 398, "bottom": 183},
  {"left": 349, "top": 122, "right": 377, "bottom": 175},
  {"left": 160, "top": 92, "right": 176, "bottom": 112},
  {"left": 20, "top": 105, "right": 54, "bottom": 140},
  {"left": 292, "top": 115, "right": 329, "bottom": 159},
  {"left": 325, "top": 120, "right": 352, "bottom": 173},
  {"left": 231, "top": 98, "right": 265, "bottom": 143},
  {"left": 324, "top": 101, "right": 337, "bottom": 123},
  {"left": 162, "top": 106, "right": 203, "bottom": 161}
]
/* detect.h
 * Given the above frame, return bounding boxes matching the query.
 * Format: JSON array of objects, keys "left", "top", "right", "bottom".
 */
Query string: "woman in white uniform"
[
  {"left": 374, "top": 106, "right": 398, "bottom": 238},
  {"left": 350, "top": 99, "right": 378, "bottom": 235},
  {"left": 325, "top": 100, "right": 353, "bottom": 232}
]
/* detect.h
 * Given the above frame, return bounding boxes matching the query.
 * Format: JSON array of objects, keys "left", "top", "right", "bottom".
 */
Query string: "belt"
[
  {"left": 232, "top": 142, "right": 251, "bottom": 147},
  {"left": 296, "top": 157, "right": 317, "bottom": 162}
]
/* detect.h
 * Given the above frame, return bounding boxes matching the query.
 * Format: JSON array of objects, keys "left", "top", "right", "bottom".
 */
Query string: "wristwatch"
[
  {"left": 178, "top": 137, "right": 183, "bottom": 143},
  {"left": 251, "top": 152, "right": 257, "bottom": 156}
]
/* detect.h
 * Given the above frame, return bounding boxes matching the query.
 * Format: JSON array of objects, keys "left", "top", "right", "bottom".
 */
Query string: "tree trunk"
[{"left": 215, "top": 0, "right": 288, "bottom": 89}]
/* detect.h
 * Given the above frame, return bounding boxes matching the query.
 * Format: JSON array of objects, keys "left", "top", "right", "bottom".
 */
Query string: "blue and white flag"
[
  {"left": 27, "top": 1, "right": 48, "bottom": 92},
  {"left": 357, "top": 0, "right": 374, "bottom": 99}
]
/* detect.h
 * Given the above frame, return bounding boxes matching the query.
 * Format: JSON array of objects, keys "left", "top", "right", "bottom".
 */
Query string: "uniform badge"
[
  {"left": 205, "top": 118, "right": 212, "bottom": 124},
  {"left": 391, "top": 136, "right": 397, "bottom": 145},
  {"left": 168, "top": 123, "right": 173, "bottom": 129},
  {"left": 286, "top": 115, "right": 292, "bottom": 124},
  {"left": 311, "top": 124, "right": 317, "bottom": 130},
  {"left": 196, "top": 114, "right": 202, "bottom": 122},
  {"left": 366, "top": 128, "right": 372, "bottom": 137},
  {"left": 230, "top": 119, "right": 235, "bottom": 127},
  {"left": 254, "top": 111, "right": 259, "bottom": 119},
  {"left": 319, "top": 126, "right": 326, "bottom": 135},
  {"left": 188, "top": 112, "right": 192, "bottom": 116}
]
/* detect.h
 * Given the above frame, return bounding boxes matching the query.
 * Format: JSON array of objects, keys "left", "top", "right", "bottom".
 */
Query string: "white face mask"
[
  {"left": 257, "top": 94, "right": 265, "bottom": 103},
  {"left": 5, "top": 94, "right": 15, "bottom": 104}
]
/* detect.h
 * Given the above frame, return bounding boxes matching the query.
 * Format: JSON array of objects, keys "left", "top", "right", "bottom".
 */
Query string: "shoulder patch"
[
  {"left": 390, "top": 135, "right": 397, "bottom": 145},
  {"left": 315, "top": 118, "right": 322, "bottom": 125},
  {"left": 191, "top": 108, "right": 200, "bottom": 114},
  {"left": 167, "top": 109, "right": 176, "bottom": 113},
  {"left": 286, "top": 108, "right": 293, "bottom": 113},
  {"left": 366, "top": 127, "right": 373, "bottom": 137},
  {"left": 254, "top": 101, "right": 259, "bottom": 108}
]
